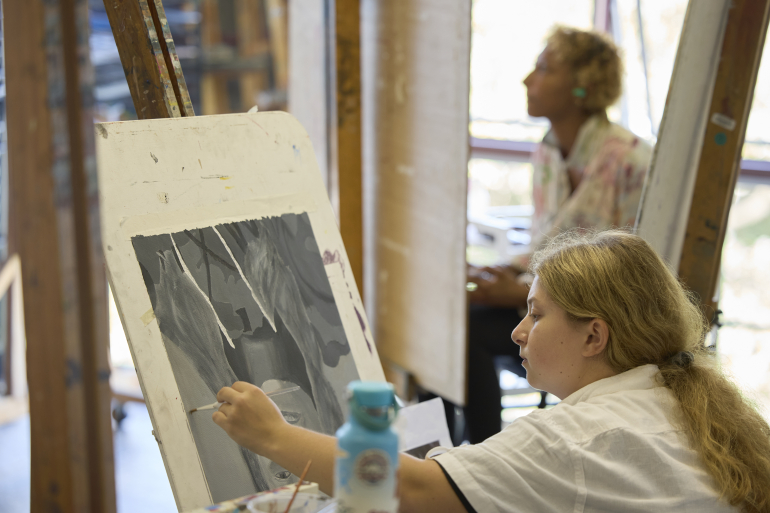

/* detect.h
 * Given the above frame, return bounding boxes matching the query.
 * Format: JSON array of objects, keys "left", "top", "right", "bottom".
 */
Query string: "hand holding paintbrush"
[{"left": 188, "top": 385, "right": 300, "bottom": 413}]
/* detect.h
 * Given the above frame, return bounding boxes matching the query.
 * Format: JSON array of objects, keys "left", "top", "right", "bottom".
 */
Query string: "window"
[
  {"left": 612, "top": 0, "right": 688, "bottom": 138},
  {"left": 469, "top": 0, "right": 594, "bottom": 142},
  {"left": 720, "top": 183, "right": 770, "bottom": 415}
]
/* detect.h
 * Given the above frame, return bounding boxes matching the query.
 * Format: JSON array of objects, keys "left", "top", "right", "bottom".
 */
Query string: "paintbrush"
[
  {"left": 188, "top": 385, "right": 301, "bottom": 413},
  {"left": 284, "top": 460, "right": 312, "bottom": 513}
]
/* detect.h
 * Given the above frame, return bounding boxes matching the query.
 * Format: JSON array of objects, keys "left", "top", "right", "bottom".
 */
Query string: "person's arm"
[
  {"left": 213, "top": 382, "right": 466, "bottom": 513},
  {"left": 467, "top": 265, "right": 529, "bottom": 308}
]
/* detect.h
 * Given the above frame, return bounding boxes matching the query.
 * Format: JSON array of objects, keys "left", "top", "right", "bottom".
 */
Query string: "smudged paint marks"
[
  {"left": 322, "top": 249, "right": 345, "bottom": 277},
  {"left": 96, "top": 124, "right": 108, "bottom": 139},
  {"left": 322, "top": 249, "right": 340, "bottom": 264},
  {"left": 354, "top": 307, "right": 372, "bottom": 354},
  {"left": 292, "top": 145, "right": 301, "bottom": 159},
  {"left": 151, "top": 152, "right": 159, "bottom": 163},
  {"left": 247, "top": 117, "right": 269, "bottom": 137},
  {"left": 324, "top": 249, "right": 370, "bottom": 353}
]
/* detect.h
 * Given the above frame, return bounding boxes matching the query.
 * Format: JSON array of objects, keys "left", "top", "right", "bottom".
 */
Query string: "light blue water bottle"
[{"left": 335, "top": 381, "right": 400, "bottom": 513}]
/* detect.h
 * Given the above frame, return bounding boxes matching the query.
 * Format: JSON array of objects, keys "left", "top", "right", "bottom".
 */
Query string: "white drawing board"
[{"left": 96, "top": 112, "right": 385, "bottom": 511}]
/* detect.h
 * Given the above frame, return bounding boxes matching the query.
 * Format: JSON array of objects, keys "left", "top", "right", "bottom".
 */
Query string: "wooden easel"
[
  {"left": 677, "top": 0, "right": 770, "bottom": 317},
  {"left": 103, "top": 0, "right": 194, "bottom": 119},
  {"left": 6, "top": 1, "right": 116, "bottom": 511},
  {"left": 638, "top": 0, "right": 770, "bottom": 322}
]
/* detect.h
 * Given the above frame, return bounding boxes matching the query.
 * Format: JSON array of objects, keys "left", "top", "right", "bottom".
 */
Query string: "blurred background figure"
[{"left": 464, "top": 26, "right": 652, "bottom": 444}]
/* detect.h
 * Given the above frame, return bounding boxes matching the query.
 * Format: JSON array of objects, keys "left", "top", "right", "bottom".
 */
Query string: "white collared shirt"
[{"left": 434, "top": 365, "right": 737, "bottom": 513}]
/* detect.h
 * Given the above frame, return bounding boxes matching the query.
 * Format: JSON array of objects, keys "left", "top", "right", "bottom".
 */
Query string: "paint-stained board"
[{"left": 96, "top": 112, "right": 384, "bottom": 511}]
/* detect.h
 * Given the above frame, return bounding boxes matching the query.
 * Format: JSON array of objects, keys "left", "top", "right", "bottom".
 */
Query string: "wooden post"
[
  {"left": 266, "top": 0, "right": 290, "bottom": 91},
  {"left": 335, "top": 0, "right": 364, "bottom": 297},
  {"left": 200, "top": 0, "right": 231, "bottom": 115},
  {"left": 678, "top": 0, "right": 770, "bottom": 313},
  {"left": 237, "top": 0, "right": 271, "bottom": 109},
  {"left": 5, "top": 0, "right": 116, "bottom": 511}
]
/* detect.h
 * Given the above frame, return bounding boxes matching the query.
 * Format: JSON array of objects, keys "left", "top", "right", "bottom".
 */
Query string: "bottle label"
[
  {"left": 355, "top": 449, "right": 389, "bottom": 485},
  {"left": 336, "top": 448, "right": 398, "bottom": 513}
]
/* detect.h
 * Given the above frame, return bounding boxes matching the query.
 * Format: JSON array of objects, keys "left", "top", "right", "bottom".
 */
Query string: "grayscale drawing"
[{"left": 132, "top": 212, "right": 359, "bottom": 502}]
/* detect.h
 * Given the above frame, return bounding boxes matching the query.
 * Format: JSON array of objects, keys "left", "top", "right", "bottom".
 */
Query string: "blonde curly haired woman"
[
  {"left": 465, "top": 26, "right": 653, "bottom": 443},
  {"left": 214, "top": 230, "right": 770, "bottom": 512}
]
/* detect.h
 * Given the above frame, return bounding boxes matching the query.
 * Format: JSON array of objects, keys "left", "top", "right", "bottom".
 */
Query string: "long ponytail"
[{"left": 659, "top": 354, "right": 770, "bottom": 512}]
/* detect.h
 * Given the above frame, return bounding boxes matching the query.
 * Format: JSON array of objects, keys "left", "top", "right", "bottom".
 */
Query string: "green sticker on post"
[{"left": 715, "top": 132, "right": 728, "bottom": 146}]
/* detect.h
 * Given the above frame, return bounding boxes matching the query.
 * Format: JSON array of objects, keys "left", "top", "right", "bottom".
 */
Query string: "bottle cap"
[
  {"left": 347, "top": 381, "right": 399, "bottom": 431},
  {"left": 348, "top": 381, "right": 394, "bottom": 406}
]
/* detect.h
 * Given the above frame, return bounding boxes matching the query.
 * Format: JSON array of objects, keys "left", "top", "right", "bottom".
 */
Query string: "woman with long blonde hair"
[{"left": 214, "top": 230, "right": 770, "bottom": 512}]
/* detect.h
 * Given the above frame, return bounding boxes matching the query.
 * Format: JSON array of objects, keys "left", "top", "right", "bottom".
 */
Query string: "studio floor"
[{"left": 0, "top": 401, "right": 177, "bottom": 513}]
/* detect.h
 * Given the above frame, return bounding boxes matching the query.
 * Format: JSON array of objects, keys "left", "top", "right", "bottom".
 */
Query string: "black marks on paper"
[{"left": 354, "top": 307, "right": 372, "bottom": 354}]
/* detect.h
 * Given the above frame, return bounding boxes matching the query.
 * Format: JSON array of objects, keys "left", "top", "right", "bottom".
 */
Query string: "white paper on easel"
[
  {"left": 96, "top": 112, "right": 385, "bottom": 512},
  {"left": 396, "top": 398, "right": 453, "bottom": 458}
]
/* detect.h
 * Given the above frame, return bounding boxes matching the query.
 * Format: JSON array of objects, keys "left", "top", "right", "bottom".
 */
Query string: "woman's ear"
[{"left": 582, "top": 319, "right": 609, "bottom": 358}]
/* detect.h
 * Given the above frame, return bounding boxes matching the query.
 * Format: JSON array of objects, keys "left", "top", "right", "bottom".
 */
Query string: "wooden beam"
[
  {"left": 237, "top": 0, "right": 271, "bottom": 109},
  {"left": 335, "top": 0, "right": 364, "bottom": 297},
  {"left": 200, "top": 0, "right": 231, "bottom": 115},
  {"left": 5, "top": 0, "right": 116, "bottom": 511},
  {"left": 266, "top": 0, "right": 290, "bottom": 91},
  {"left": 102, "top": 0, "right": 192, "bottom": 118},
  {"left": 678, "top": 0, "right": 770, "bottom": 312},
  {"left": 61, "top": 1, "right": 117, "bottom": 510}
]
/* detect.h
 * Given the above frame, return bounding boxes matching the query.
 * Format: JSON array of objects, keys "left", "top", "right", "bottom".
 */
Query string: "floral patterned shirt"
[{"left": 515, "top": 115, "right": 652, "bottom": 268}]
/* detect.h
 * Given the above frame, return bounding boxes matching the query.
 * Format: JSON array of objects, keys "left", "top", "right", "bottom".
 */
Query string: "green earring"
[{"left": 572, "top": 87, "right": 586, "bottom": 98}]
